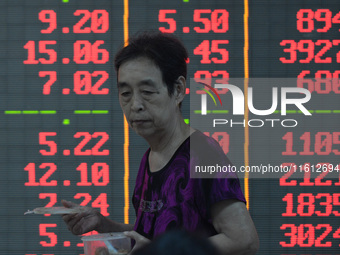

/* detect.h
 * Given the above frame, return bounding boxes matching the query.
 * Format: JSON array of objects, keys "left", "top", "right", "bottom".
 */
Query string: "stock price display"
[{"left": 0, "top": 0, "right": 339, "bottom": 254}]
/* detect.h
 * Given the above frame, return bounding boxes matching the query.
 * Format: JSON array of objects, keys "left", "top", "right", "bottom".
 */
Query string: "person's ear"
[{"left": 174, "top": 76, "right": 186, "bottom": 106}]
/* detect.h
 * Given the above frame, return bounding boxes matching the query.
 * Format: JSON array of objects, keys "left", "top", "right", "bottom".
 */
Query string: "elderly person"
[{"left": 62, "top": 31, "right": 259, "bottom": 255}]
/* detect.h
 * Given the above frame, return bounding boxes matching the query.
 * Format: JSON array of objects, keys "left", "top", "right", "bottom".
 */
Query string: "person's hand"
[
  {"left": 124, "top": 231, "right": 150, "bottom": 254},
  {"left": 61, "top": 200, "right": 102, "bottom": 235}
]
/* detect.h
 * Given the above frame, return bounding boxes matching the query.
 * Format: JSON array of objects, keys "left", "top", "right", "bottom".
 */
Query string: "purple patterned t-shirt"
[{"left": 132, "top": 131, "right": 246, "bottom": 240}]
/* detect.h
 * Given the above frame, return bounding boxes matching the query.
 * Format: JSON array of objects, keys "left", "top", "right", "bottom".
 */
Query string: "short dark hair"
[{"left": 114, "top": 31, "right": 188, "bottom": 96}]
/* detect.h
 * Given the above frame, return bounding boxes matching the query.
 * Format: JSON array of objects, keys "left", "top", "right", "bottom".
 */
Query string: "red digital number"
[
  {"left": 333, "top": 39, "right": 340, "bottom": 63},
  {"left": 92, "top": 163, "right": 110, "bottom": 186},
  {"left": 24, "top": 163, "right": 40, "bottom": 186},
  {"left": 281, "top": 39, "right": 338, "bottom": 64},
  {"left": 194, "top": 40, "right": 211, "bottom": 63},
  {"left": 194, "top": 9, "right": 211, "bottom": 33},
  {"left": 39, "top": 41, "right": 57, "bottom": 64},
  {"left": 297, "top": 70, "right": 340, "bottom": 94},
  {"left": 77, "top": 163, "right": 92, "bottom": 186},
  {"left": 91, "top": 193, "right": 109, "bottom": 216},
  {"left": 282, "top": 132, "right": 297, "bottom": 155},
  {"left": 299, "top": 163, "right": 314, "bottom": 186},
  {"left": 74, "top": 71, "right": 92, "bottom": 94},
  {"left": 280, "top": 224, "right": 336, "bottom": 247},
  {"left": 39, "top": 163, "right": 57, "bottom": 186},
  {"left": 297, "top": 9, "right": 314, "bottom": 32},
  {"left": 280, "top": 224, "right": 297, "bottom": 247},
  {"left": 297, "top": 9, "right": 339, "bottom": 33},
  {"left": 74, "top": 132, "right": 109, "bottom": 156},
  {"left": 297, "top": 224, "right": 315, "bottom": 247},
  {"left": 211, "top": 9, "right": 229, "bottom": 33},
  {"left": 24, "top": 163, "right": 57, "bottom": 186},
  {"left": 73, "top": 71, "right": 109, "bottom": 95},
  {"left": 333, "top": 194, "right": 340, "bottom": 216},
  {"left": 39, "top": 71, "right": 57, "bottom": 95},
  {"left": 280, "top": 40, "right": 297, "bottom": 63},
  {"left": 39, "top": 193, "right": 57, "bottom": 216},
  {"left": 314, "top": 40, "right": 332, "bottom": 63},
  {"left": 297, "top": 193, "right": 315, "bottom": 216},
  {"left": 74, "top": 193, "right": 109, "bottom": 216},
  {"left": 92, "top": 132, "right": 110, "bottom": 155},
  {"left": 299, "top": 132, "right": 314, "bottom": 155},
  {"left": 158, "top": 10, "right": 176, "bottom": 33},
  {"left": 23, "top": 41, "right": 57, "bottom": 64},
  {"left": 92, "top": 40, "right": 109, "bottom": 64},
  {"left": 74, "top": 10, "right": 91, "bottom": 33},
  {"left": 297, "top": 40, "right": 314, "bottom": 63},
  {"left": 39, "top": 193, "right": 57, "bottom": 208},
  {"left": 77, "top": 163, "right": 110, "bottom": 186},
  {"left": 74, "top": 193, "right": 92, "bottom": 206},
  {"left": 316, "top": 76, "right": 334, "bottom": 92},
  {"left": 315, "top": 132, "right": 332, "bottom": 155},
  {"left": 282, "top": 193, "right": 297, "bottom": 216},
  {"left": 39, "top": 132, "right": 57, "bottom": 156},
  {"left": 314, "top": 163, "right": 332, "bottom": 186},
  {"left": 333, "top": 11, "right": 340, "bottom": 31},
  {"left": 315, "top": 193, "right": 333, "bottom": 216},
  {"left": 194, "top": 70, "right": 229, "bottom": 94},
  {"left": 282, "top": 132, "right": 339, "bottom": 156},
  {"left": 298, "top": 132, "right": 313, "bottom": 155},
  {"left": 194, "top": 70, "right": 212, "bottom": 87},
  {"left": 91, "top": 10, "right": 109, "bottom": 33},
  {"left": 297, "top": 71, "right": 315, "bottom": 93},
  {"left": 39, "top": 10, "right": 57, "bottom": 34},
  {"left": 194, "top": 40, "right": 229, "bottom": 64},
  {"left": 212, "top": 71, "right": 229, "bottom": 84},
  {"left": 73, "top": 40, "right": 109, "bottom": 64},
  {"left": 74, "top": 132, "right": 92, "bottom": 155},
  {"left": 39, "top": 224, "right": 57, "bottom": 247},
  {"left": 23, "top": 41, "right": 38, "bottom": 64},
  {"left": 315, "top": 224, "right": 332, "bottom": 247},
  {"left": 335, "top": 165, "right": 340, "bottom": 187},
  {"left": 73, "top": 10, "right": 109, "bottom": 33},
  {"left": 211, "top": 40, "right": 229, "bottom": 63},
  {"left": 193, "top": 9, "right": 229, "bottom": 33},
  {"left": 73, "top": 40, "right": 91, "bottom": 64},
  {"left": 283, "top": 193, "right": 337, "bottom": 217},
  {"left": 332, "top": 226, "right": 340, "bottom": 246},
  {"left": 279, "top": 163, "right": 297, "bottom": 186},
  {"left": 91, "top": 71, "right": 109, "bottom": 94},
  {"left": 315, "top": 72, "right": 332, "bottom": 94},
  {"left": 315, "top": 9, "right": 333, "bottom": 32}
]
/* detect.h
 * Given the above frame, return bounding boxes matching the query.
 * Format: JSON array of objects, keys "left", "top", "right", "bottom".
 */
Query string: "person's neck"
[{"left": 147, "top": 117, "right": 192, "bottom": 154}]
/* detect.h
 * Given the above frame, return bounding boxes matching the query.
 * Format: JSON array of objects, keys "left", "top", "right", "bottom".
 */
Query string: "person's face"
[{"left": 117, "top": 57, "right": 179, "bottom": 139}]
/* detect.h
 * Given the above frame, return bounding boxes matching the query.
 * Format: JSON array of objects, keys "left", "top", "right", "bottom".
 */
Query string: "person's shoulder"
[{"left": 190, "top": 130, "right": 225, "bottom": 157}]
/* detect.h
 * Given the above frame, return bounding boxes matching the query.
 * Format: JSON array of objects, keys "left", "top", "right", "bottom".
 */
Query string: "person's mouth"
[{"left": 131, "top": 119, "right": 150, "bottom": 125}]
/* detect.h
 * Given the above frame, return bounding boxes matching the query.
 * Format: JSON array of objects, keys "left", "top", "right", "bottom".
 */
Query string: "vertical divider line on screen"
[
  {"left": 243, "top": 0, "right": 250, "bottom": 210},
  {"left": 123, "top": 0, "right": 130, "bottom": 225}
]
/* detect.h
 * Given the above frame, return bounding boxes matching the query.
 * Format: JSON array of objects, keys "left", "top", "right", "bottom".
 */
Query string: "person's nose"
[{"left": 131, "top": 93, "right": 144, "bottom": 112}]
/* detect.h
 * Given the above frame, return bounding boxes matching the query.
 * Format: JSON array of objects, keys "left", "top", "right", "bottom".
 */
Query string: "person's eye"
[
  {"left": 120, "top": 91, "right": 131, "bottom": 97},
  {"left": 142, "top": 91, "right": 154, "bottom": 95}
]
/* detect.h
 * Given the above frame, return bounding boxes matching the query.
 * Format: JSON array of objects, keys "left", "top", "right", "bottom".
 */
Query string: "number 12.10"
[{"left": 24, "top": 162, "right": 110, "bottom": 186}]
